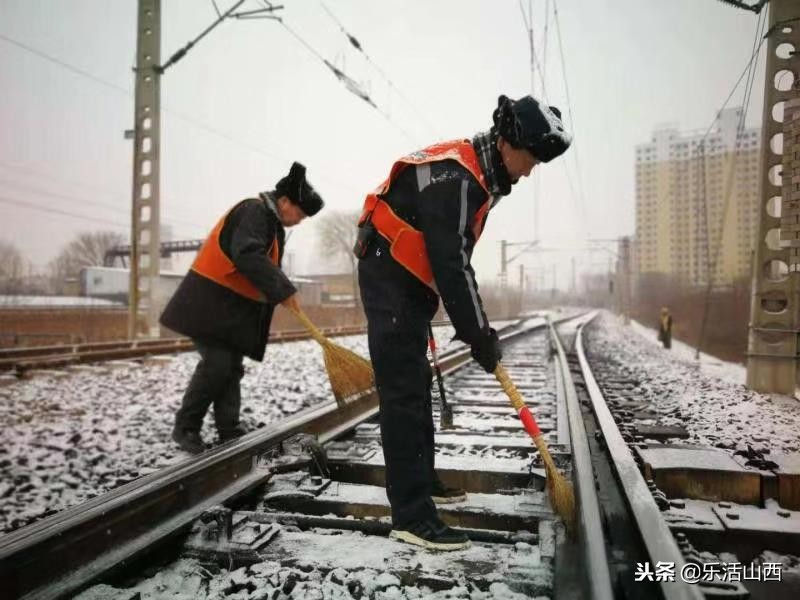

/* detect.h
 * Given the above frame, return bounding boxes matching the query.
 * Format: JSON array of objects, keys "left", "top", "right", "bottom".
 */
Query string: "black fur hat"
[
  {"left": 275, "top": 162, "right": 324, "bottom": 216},
  {"left": 492, "top": 95, "right": 572, "bottom": 162}
]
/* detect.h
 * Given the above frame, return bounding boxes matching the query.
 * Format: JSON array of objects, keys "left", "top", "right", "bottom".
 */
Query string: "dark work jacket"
[
  {"left": 361, "top": 159, "right": 492, "bottom": 346},
  {"left": 160, "top": 195, "right": 297, "bottom": 360}
]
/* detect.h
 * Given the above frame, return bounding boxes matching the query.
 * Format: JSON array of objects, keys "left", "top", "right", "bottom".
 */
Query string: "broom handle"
[
  {"left": 289, "top": 307, "right": 329, "bottom": 347},
  {"left": 494, "top": 363, "right": 542, "bottom": 440},
  {"left": 494, "top": 363, "right": 560, "bottom": 472}
]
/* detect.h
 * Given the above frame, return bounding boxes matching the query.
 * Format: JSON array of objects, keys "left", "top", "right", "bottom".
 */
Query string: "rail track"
[
  {"left": 0, "top": 321, "right": 448, "bottom": 376},
  {"left": 576, "top": 318, "right": 800, "bottom": 600},
  {"left": 0, "top": 313, "right": 796, "bottom": 599}
]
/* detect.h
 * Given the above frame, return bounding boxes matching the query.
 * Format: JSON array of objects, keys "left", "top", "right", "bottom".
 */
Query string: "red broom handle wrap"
[
  {"left": 494, "top": 364, "right": 543, "bottom": 439},
  {"left": 517, "top": 405, "right": 542, "bottom": 439}
]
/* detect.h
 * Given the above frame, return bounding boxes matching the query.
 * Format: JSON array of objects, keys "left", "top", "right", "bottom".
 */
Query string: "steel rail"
[
  {"left": 0, "top": 319, "right": 460, "bottom": 360},
  {"left": 548, "top": 314, "right": 615, "bottom": 600},
  {"left": 575, "top": 319, "right": 705, "bottom": 600},
  {"left": 0, "top": 320, "right": 459, "bottom": 372},
  {"left": 0, "top": 387, "right": 385, "bottom": 599},
  {"left": 0, "top": 315, "right": 558, "bottom": 600}
]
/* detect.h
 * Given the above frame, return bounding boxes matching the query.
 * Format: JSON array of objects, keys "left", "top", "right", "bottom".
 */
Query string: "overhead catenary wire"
[
  {"left": 278, "top": 19, "right": 418, "bottom": 144},
  {"left": 552, "top": 0, "right": 585, "bottom": 211},
  {"left": 518, "top": 0, "right": 549, "bottom": 103},
  {"left": 518, "top": 0, "right": 544, "bottom": 243},
  {"left": 318, "top": 1, "right": 440, "bottom": 139},
  {"left": 0, "top": 174, "right": 207, "bottom": 233},
  {"left": 694, "top": 8, "right": 766, "bottom": 360},
  {"left": 0, "top": 32, "right": 362, "bottom": 195},
  {"left": 715, "top": 0, "right": 768, "bottom": 13},
  {"left": 0, "top": 33, "right": 130, "bottom": 96},
  {"left": 0, "top": 160, "right": 205, "bottom": 229},
  {"left": 0, "top": 195, "right": 129, "bottom": 230},
  {"left": 542, "top": 0, "right": 550, "bottom": 87},
  {"left": 156, "top": 0, "right": 247, "bottom": 74},
  {"left": 519, "top": 0, "right": 586, "bottom": 243},
  {"left": 695, "top": 12, "right": 771, "bottom": 146}
]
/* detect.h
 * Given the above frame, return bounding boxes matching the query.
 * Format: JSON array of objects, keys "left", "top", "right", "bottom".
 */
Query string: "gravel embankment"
[
  {"left": 0, "top": 324, "right": 471, "bottom": 535},
  {"left": 0, "top": 334, "right": 372, "bottom": 534},
  {"left": 586, "top": 312, "right": 800, "bottom": 453}
]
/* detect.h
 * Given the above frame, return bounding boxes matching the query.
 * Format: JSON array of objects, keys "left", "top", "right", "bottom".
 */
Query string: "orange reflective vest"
[
  {"left": 359, "top": 139, "right": 490, "bottom": 290},
  {"left": 191, "top": 204, "right": 280, "bottom": 303}
]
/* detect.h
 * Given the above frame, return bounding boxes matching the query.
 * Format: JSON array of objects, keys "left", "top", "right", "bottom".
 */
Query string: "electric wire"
[
  {"left": 318, "top": 1, "right": 440, "bottom": 139},
  {"left": 517, "top": 0, "right": 549, "bottom": 103},
  {"left": 0, "top": 33, "right": 130, "bottom": 96},
  {"left": 0, "top": 175, "right": 206, "bottom": 233},
  {"left": 696, "top": 14, "right": 770, "bottom": 145},
  {"left": 542, "top": 0, "right": 550, "bottom": 87},
  {"left": 0, "top": 195, "right": 129, "bottom": 230},
  {"left": 714, "top": 0, "right": 768, "bottom": 13},
  {"left": 0, "top": 32, "right": 362, "bottom": 195},
  {"left": 278, "top": 20, "right": 418, "bottom": 144},
  {"left": 694, "top": 8, "right": 766, "bottom": 359},
  {"left": 0, "top": 160, "right": 206, "bottom": 230},
  {"left": 552, "top": 0, "right": 585, "bottom": 211},
  {"left": 519, "top": 0, "right": 586, "bottom": 244}
]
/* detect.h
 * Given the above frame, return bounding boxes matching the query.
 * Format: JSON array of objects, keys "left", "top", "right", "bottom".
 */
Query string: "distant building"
[
  {"left": 302, "top": 273, "right": 358, "bottom": 307},
  {"left": 634, "top": 107, "right": 760, "bottom": 287},
  {"left": 80, "top": 266, "right": 329, "bottom": 308},
  {"left": 80, "top": 266, "right": 183, "bottom": 308},
  {"left": 291, "top": 277, "right": 324, "bottom": 306}
]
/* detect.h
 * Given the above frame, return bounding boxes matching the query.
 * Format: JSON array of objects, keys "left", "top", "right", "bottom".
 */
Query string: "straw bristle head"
[
  {"left": 544, "top": 462, "right": 576, "bottom": 533},
  {"left": 321, "top": 342, "right": 375, "bottom": 406},
  {"left": 535, "top": 437, "right": 577, "bottom": 532}
]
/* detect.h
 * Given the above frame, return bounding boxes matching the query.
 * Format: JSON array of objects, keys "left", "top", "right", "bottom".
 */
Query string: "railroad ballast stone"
[
  {"left": 0, "top": 326, "right": 468, "bottom": 535},
  {"left": 585, "top": 313, "right": 800, "bottom": 454}
]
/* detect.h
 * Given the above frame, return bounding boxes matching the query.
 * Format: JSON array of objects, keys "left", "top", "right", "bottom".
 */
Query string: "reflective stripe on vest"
[
  {"left": 191, "top": 205, "right": 280, "bottom": 303},
  {"left": 359, "top": 139, "right": 491, "bottom": 290}
]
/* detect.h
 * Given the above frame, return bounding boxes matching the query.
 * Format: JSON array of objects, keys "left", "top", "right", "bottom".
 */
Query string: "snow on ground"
[
  {"left": 75, "top": 555, "right": 550, "bottom": 600},
  {"left": 629, "top": 319, "right": 746, "bottom": 386},
  {"left": 0, "top": 334, "right": 364, "bottom": 534},
  {"left": 74, "top": 515, "right": 552, "bottom": 600},
  {"left": 0, "top": 326, "right": 467, "bottom": 535},
  {"left": 587, "top": 312, "right": 800, "bottom": 454}
]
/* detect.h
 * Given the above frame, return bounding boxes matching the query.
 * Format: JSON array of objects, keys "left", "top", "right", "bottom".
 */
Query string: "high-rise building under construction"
[{"left": 634, "top": 107, "right": 760, "bottom": 288}]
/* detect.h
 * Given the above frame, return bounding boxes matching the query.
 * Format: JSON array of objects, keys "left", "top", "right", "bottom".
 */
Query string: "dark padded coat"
[
  {"left": 364, "top": 158, "right": 492, "bottom": 345},
  {"left": 160, "top": 195, "right": 296, "bottom": 360}
]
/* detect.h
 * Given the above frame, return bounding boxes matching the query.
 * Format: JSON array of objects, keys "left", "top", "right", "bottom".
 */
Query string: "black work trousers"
[
  {"left": 174, "top": 339, "right": 245, "bottom": 437},
  {"left": 359, "top": 243, "right": 440, "bottom": 528}
]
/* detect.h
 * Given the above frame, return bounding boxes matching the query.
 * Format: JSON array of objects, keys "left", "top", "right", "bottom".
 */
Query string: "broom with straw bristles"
[
  {"left": 494, "top": 363, "right": 576, "bottom": 530},
  {"left": 288, "top": 307, "right": 375, "bottom": 406}
]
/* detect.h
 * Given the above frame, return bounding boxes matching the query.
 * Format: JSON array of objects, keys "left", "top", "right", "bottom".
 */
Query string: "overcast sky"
[{"left": 0, "top": 0, "right": 766, "bottom": 288}]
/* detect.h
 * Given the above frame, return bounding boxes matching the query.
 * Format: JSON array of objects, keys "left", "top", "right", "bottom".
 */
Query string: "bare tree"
[
  {"left": 0, "top": 240, "right": 27, "bottom": 294},
  {"left": 49, "top": 231, "right": 125, "bottom": 292},
  {"left": 315, "top": 210, "right": 361, "bottom": 309}
]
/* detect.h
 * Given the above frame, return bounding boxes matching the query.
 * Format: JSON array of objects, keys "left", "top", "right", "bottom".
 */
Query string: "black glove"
[{"left": 470, "top": 328, "right": 502, "bottom": 373}]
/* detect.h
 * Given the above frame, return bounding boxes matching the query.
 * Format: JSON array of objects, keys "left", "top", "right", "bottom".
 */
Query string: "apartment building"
[{"left": 634, "top": 107, "right": 760, "bottom": 287}]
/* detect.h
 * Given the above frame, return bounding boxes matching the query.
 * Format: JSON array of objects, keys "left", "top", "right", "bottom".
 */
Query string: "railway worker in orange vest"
[
  {"left": 355, "top": 95, "right": 571, "bottom": 550},
  {"left": 161, "top": 162, "right": 324, "bottom": 454}
]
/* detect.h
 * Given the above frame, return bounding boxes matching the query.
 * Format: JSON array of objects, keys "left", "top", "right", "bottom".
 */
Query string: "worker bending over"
[
  {"left": 162, "top": 162, "right": 324, "bottom": 454},
  {"left": 356, "top": 95, "right": 572, "bottom": 550}
]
